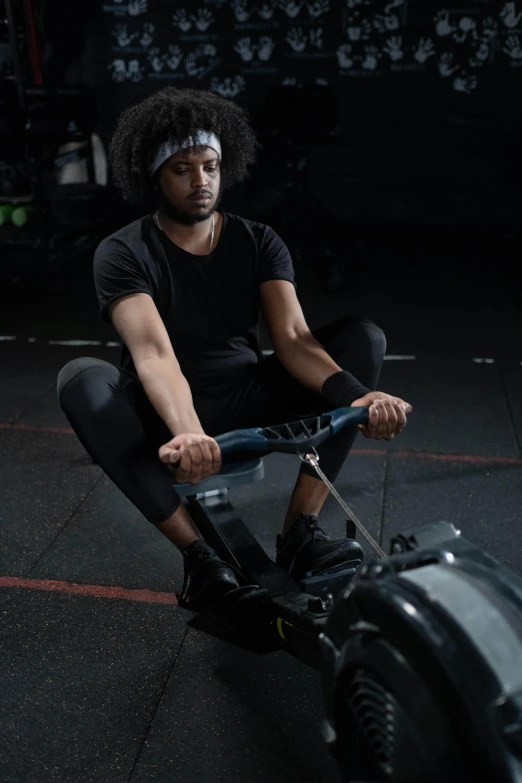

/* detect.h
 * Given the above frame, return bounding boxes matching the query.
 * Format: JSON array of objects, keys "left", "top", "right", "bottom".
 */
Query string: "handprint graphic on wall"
[
  {"left": 437, "top": 52, "right": 458, "bottom": 77},
  {"left": 361, "top": 45, "right": 381, "bottom": 70},
  {"left": 336, "top": 43, "right": 355, "bottom": 68},
  {"left": 413, "top": 38, "right": 435, "bottom": 64},
  {"left": 346, "top": 17, "right": 371, "bottom": 41},
  {"left": 503, "top": 34, "right": 522, "bottom": 59},
  {"left": 500, "top": 3, "right": 522, "bottom": 29},
  {"left": 307, "top": 0, "right": 329, "bottom": 18},
  {"left": 166, "top": 45, "right": 184, "bottom": 71},
  {"left": 232, "top": 0, "right": 251, "bottom": 23},
  {"left": 140, "top": 23, "right": 155, "bottom": 48},
  {"left": 112, "top": 24, "right": 138, "bottom": 48},
  {"left": 234, "top": 37, "right": 256, "bottom": 62},
  {"left": 383, "top": 36, "right": 404, "bottom": 62},
  {"left": 280, "top": 1, "right": 303, "bottom": 19},
  {"left": 309, "top": 28, "right": 323, "bottom": 49},
  {"left": 286, "top": 27, "right": 308, "bottom": 51},
  {"left": 434, "top": 10, "right": 456, "bottom": 37},
  {"left": 374, "top": 14, "right": 400, "bottom": 33},
  {"left": 258, "top": 1, "right": 276, "bottom": 20},
  {"left": 257, "top": 37, "right": 276, "bottom": 61},
  {"left": 191, "top": 9, "right": 214, "bottom": 32},
  {"left": 147, "top": 48, "right": 165, "bottom": 72},
  {"left": 469, "top": 42, "right": 490, "bottom": 68},
  {"left": 185, "top": 52, "right": 205, "bottom": 77},
  {"left": 127, "top": 59, "right": 144, "bottom": 81},
  {"left": 480, "top": 18, "right": 498, "bottom": 43},
  {"left": 127, "top": 0, "right": 147, "bottom": 18},
  {"left": 210, "top": 75, "right": 246, "bottom": 98},
  {"left": 108, "top": 59, "right": 128, "bottom": 82},
  {"left": 172, "top": 9, "right": 192, "bottom": 32},
  {"left": 184, "top": 44, "right": 220, "bottom": 79},
  {"left": 453, "top": 17, "right": 477, "bottom": 44},
  {"left": 452, "top": 72, "right": 477, "bottom": 92}
]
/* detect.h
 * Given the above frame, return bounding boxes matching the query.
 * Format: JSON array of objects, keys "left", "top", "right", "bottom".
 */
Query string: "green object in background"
[
  {"left": 11, "top": 205, "right": 34, "bottom": 227},
  {"left": 0, "top": 204, "right": 14, "bottom": 226}
]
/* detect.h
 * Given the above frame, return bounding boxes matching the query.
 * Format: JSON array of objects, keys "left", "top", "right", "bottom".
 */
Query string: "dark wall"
[{"left": 42, "top": 0, "right": 521, "bottom": 234}]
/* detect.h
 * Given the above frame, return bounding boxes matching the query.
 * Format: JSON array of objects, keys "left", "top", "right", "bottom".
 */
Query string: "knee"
[
  {"left": 357, "top": 318, "right": 387, "bottom": 364},
  {"left": 57, "top": 357, "right": 119, "bottom": 414},
  {"left": 338, "top": 316, "right": 386, "bottom": 365}
]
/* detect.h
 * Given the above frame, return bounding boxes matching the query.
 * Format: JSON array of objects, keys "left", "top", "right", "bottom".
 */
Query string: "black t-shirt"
[{"left": 93, "top": 212, "right": 296, "bottom": 396}]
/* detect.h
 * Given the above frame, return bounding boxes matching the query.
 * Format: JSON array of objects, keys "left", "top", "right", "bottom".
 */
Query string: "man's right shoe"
[
  {"left": 178, "top": 539, "right": 240, "bottom": 612},
  {"left": 276, "top": 513, "right": 364, "bottom": 581}
]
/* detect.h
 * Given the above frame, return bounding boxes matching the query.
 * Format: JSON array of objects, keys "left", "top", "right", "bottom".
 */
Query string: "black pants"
[{"left": 57, "top": 316, "right": 386, "bottom": 527}]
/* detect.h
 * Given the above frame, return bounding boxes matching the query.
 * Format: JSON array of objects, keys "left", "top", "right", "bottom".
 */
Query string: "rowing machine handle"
[{"left": 214, "top": 406, "right": 370, "bottom": 458}]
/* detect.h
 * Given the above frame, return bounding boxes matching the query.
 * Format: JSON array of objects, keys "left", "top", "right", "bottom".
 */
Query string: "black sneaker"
[
  {"left": 275, "top": 514, "right": 364, "bottom": 581},
  {"left": 178, "top": 539, "right": 240, "bottom": 612}
]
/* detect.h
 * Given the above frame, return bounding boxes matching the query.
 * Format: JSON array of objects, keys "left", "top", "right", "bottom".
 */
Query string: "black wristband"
[{"left": 321, "top": 370, "right": 370, "bottom": 408}]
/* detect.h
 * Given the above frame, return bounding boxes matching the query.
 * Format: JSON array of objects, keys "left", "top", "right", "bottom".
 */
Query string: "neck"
[
  {"left": 157, "top": 209, "right": 214, "bottom": 239},
  {"left": 156, "top": 209, "right": 218, "bottom": 254}
]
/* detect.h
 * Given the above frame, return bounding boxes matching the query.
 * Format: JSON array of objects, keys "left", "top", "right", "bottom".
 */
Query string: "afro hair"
[{"left": 108, "top": 87, "right": 259, "bottom": 203}]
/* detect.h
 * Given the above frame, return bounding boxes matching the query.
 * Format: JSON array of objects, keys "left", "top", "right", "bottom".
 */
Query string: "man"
[{"left": 57, "top": 87, "right": 412, "bottom": 611}]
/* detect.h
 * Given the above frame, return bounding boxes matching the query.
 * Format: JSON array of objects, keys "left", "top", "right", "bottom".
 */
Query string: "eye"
[{"left": 174, "top": 169, "right": 188, "bottom": 175}]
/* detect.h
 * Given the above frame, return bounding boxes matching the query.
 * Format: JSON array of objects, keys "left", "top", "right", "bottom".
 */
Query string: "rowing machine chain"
[{"left": 299, "top": 449, "right": 387, "bottom": 560}]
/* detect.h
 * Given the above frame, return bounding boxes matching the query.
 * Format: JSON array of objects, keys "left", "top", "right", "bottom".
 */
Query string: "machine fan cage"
[{"left": 340, "top": 667, "right": 424, "bottom": 783}]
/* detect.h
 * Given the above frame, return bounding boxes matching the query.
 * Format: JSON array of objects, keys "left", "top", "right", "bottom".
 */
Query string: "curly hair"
[{"left": 109, "top": 87, "right": 259, "bottom": 203}]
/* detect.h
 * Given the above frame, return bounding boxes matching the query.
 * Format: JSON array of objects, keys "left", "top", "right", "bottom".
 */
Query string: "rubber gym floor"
[{"left": 1, "top": 240, "right": 520, "bottom": 783}]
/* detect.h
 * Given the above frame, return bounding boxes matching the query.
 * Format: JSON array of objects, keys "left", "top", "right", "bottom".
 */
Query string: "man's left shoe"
[{"left": 275, "top": 513, "right": 364, "bottom": 581}]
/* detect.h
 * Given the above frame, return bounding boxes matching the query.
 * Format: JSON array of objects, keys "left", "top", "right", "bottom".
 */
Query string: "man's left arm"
[{"left": 259, "top": 280, "right": 412, "bottom": 440}]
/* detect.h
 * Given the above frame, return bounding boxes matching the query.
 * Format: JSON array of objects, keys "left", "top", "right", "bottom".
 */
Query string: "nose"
[{"left": 191, "top": 166, "right": 209, "bottom": 189}]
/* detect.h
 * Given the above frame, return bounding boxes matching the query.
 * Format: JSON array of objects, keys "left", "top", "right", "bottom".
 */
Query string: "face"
[{"left": 156, "top": 145, "right": 222, "bottom": 225}]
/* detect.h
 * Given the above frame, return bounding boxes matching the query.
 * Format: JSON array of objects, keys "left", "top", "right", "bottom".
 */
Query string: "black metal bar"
[
  {"left": 346, "top": 518, "right": 356, "bottom": 539},
  {"left": 4, "top": 0, "right": 26, "bottom": 108},
  {"left": 270, "top": 593, "right": 328, "bottom": 671}
]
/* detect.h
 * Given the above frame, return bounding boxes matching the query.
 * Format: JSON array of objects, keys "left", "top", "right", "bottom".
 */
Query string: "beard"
[{"left": 158, "top": 188, "right": 222, "bottom": 225}]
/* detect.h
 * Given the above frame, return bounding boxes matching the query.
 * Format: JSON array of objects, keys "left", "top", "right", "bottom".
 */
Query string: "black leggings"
[{"left": 57, "top": 316, "right": 386, "bottom": 526}]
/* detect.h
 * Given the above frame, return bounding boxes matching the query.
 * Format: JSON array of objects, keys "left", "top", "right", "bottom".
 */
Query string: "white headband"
[{"left": 151, "top": 130, "right": 222, "bottom": 174}]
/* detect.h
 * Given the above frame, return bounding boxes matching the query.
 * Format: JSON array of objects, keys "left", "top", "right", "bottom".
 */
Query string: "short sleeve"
[
  {"left": 257, "top": 225, "right": 296, "bottom": 290},
  {"left": 93, "top": 237, "right": 154, "bottom": 322}
]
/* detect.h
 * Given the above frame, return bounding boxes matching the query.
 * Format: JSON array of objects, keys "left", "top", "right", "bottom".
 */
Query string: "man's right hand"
[{"left": 159, "top": 433, "right": 222, "bottom": 485}]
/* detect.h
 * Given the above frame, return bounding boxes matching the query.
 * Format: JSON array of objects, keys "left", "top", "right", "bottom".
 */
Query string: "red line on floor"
[
  {"left": 352, "top": 449, "right": 522, "bottom": 465},
  {"left": 1, "top": 422, "right": 521, "bottom": 465},
  {"left": 351, "top": 448, "right": 387, "bottom": 456},
  {"left": 0, "top": 576, "right": 178, "bottom": 606},
  {"left": 0, "top": 422, "right": 74, "bottom": 434},
  {"left": 392, "top": 451, "right": 522, "bottom": 465}
]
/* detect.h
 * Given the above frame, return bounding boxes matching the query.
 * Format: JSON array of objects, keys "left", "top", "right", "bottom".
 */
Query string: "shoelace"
[
  {"left": 307, "top": 519, "right": 327, "bottom": 543},
  {"left": 282, "top": 518, "right": 329, "bottom": 577}
]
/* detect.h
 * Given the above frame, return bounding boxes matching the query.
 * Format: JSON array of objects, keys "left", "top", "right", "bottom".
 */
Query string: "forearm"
[
  {"left": 136, "top": 356, "right": 204, "bottom": 436},
  {"left": 274, "top": 332, "right": 343, "bottom": 394},
  {"left": 275, "top": 332, "right": 369, "bottom": 404}
]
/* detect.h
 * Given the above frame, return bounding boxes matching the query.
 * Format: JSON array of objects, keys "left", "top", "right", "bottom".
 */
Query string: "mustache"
[{"left": 189, "top": 191, "right": 213, "bottom": 200}]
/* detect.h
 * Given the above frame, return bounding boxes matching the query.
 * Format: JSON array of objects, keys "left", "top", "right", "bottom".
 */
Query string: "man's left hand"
[{"left": 351, "top": 391, "right": 412, "bottom": 440}]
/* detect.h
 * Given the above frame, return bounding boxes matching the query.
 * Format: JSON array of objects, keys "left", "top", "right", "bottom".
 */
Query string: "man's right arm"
[{"left": 108, "top": 293, "right": 204, "bottom": 437}]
